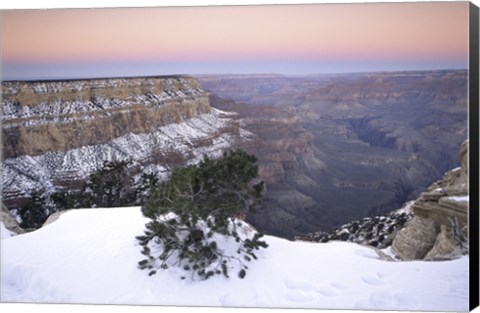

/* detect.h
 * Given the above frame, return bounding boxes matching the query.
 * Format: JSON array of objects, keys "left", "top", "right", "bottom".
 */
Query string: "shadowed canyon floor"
[{"left": 199, "top": 70, "right": 468, "bottom": 238}]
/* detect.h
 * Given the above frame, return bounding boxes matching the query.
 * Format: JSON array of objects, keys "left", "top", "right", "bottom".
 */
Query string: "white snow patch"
[
  {"left": 447, "top": 195, "right": 469, "bottom": 202},
  {"left": 395, "top": 201, "right": 414, "bottom": 214},
  {"left": 380, "top": 246, "right": 399, "bottom": 260},
  {"left": 0, "top": 207, "right": 469, "bottom": 311},
  {"left": 1, "top": 222, "right": 15, "bottom": 239}
]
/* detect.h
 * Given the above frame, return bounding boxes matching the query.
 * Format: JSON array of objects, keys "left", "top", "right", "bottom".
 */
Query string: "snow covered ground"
[{"left": 0, "top": 207, "right": 469, "bottom": 312}]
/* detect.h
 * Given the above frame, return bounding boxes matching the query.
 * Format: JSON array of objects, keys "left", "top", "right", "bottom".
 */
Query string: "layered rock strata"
[
  {"left": 1, "top": 76, "right": 248, "bottom": 208},
  {"left": 2, "top": 76, "right": 211, "bottom": 158},
  {"left": 391, "top": 140, "right": 469, "bottom": 260}
]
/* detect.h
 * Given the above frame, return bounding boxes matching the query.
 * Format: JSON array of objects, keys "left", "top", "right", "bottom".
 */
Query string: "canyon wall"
[
  {"left": 2, "top": 76, "right": 247, "bottom": 208},
  {"left": 199, "top": 70, "right": 468, "bottom": 238},
  {"left": 2, "top": 76, "right": 211, "bottom": 158}
]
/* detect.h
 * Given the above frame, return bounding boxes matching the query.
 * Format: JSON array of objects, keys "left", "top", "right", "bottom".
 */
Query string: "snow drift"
[{"left": 0, "top": 207, "right": 469, "bottom": 311}]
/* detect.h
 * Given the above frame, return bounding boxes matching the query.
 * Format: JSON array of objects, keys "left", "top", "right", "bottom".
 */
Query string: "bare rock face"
[
  {"left": 391, "top": 140, "right": 469, "bottom": 260},
  {"left": 424, "top": 224, "right": 466, "bottom": 260},
  {"left": 2, "top": 76, "right": 211, "bottom": 158},
  {"left": 1, "top": 76, "right": 247, "bottom": 209},
  {"left": 1, "top": 203, "right": 25, "bottom": 235},
  {"left": 391, "top": 215, "right": 439, "bottom": 259}
]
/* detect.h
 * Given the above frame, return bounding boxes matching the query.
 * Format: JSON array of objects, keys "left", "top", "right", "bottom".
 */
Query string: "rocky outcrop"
[
  {"left": 295, "top": 201, "right": 413, "bottom": 249},
  {"left": 1, "top": 203, "right": 25, "bottom": 235},
  {"left": 391, "top": 140, "right": 469, "bottom": 260}
]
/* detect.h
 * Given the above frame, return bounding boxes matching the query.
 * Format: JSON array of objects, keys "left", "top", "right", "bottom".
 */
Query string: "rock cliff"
[
  {"left": 1, "top": 76, "right": 248, "bottom": 208},
  {"left": 391, "top": 140, "right": 469, "bottom": 260},
  {"left": 2, "top": 76, "right": 211, "bottom": 158}
]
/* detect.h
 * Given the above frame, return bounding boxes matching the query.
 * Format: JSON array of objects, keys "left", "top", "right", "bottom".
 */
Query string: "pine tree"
[
  {"left": 50, "top": 189, "right": 83, "bottom": 211},
  {"left": 136, "top": 150, "right": 268, "bottom": 280},
  {"left": 17, "top": 190, "right": 49, "bottom": 229},
  {"left": 81, "top": 160, "right": 138, "bottom": 208},
  {"left": 48, "top": 160, "right": 159, "bottom": 214}
]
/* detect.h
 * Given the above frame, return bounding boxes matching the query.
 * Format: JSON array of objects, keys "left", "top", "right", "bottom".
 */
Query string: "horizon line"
[{"left": 1, "top": 68, "right": 468, "bottom": 83}]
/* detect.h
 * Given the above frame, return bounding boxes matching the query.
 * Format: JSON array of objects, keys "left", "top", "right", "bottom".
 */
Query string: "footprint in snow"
[
  {"left": 330, "top": 281, "right": 348, "bottom": 290},
  {"left": 370, "top": 290, "right": 393, "bottom": 306},
  {"left": 284, "top": 290, "right": 318, "bottom": 303},
  {"left": 353, "top": 290, "right": 392, "bottom": 310},
  {"left": 361, "top": 273, "right": 385, "bottom": 286},
  {"left": 315, "top": 286, "right": 338, "bottom": 297},
  {"left": 393, "top": 291, "right": 418, "bottom": 309},
  {"left": 355, "top": 291, "right": 418, "bottom": 310},
  {"left": 284, "top": 279, "right": 338, "bottom": 300},
  {"left": 284, "top": 279, "right": 322, "bottom": 303},
  {"left": 284, "top": 279, "right": 313, "bottom": 291}
]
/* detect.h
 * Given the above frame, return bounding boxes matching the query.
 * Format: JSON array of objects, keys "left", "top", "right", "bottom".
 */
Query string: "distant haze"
[{"left": 1, "top": 2, "right": 469, "bottom": 80}]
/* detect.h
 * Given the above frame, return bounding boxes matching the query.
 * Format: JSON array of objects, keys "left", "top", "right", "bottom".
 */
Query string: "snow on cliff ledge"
[{"left": 0, "top": 207, "right": 469, "bottom": 311}]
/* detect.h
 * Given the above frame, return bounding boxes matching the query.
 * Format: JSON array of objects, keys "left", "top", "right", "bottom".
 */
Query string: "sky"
[{"left": 0, "top": 1, "right": 470, "bottom": 80}]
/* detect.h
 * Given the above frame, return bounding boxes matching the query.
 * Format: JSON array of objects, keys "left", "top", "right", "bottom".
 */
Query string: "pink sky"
[{"left": 1, "top": 2, "right": 470, "bottom": 78}]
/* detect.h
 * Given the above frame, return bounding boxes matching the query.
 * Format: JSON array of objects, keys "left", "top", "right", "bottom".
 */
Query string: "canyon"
[
  {"left": 199, "top": 70, "right": 468, "bottom": 238},
  {"left": 1, "top": 70, "right": 469, "bottom": 239}
]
